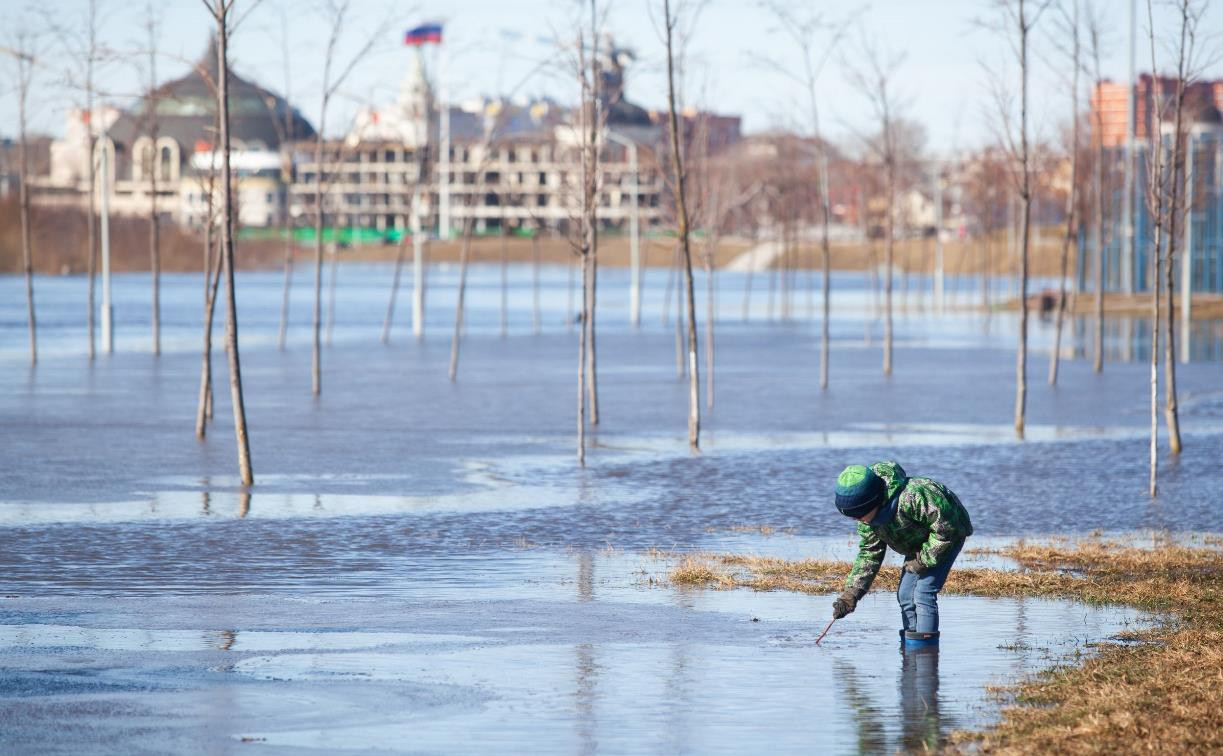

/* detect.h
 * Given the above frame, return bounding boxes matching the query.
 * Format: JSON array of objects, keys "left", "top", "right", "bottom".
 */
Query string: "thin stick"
[{"left": 815, "top": 618, "right": 836, "bottom": 645}]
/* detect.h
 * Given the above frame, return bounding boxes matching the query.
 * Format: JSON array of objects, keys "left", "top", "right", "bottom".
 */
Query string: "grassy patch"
[{"left": 667, "top": 538, "right": 1223, "bottom": 754}]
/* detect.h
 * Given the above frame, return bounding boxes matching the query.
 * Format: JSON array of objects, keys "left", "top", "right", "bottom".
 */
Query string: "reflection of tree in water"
[
  {"left": 662, "top": 629, "right": 692, "bottom": 752},
  {"left": 575, "top": 552, "right": 597, "bottom": 755},
  {"left": 832, "top": 660, "right": 887, "bottom": 753},
  {"left": 575, "top": 641, "right": 597, "bottom": 756},
  {"left": 215, "top": 629, "right": 237, "bottom": 651},
  {"left": 899, "top": 647, "right": 952, "bottom": 753}
]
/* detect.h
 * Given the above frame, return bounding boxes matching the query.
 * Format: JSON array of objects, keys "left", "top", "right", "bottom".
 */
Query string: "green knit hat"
[{"left": 835, "top": 464, "right": 887, "bottom": 518}]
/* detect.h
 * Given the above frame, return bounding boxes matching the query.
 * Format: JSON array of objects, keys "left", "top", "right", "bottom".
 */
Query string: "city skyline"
[{"left": 6, "top": 0, "right": 1223, "bottom": 153}]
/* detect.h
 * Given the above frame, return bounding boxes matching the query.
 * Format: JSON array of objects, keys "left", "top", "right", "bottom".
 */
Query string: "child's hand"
[
  {"left": 903, "top": 558, "right": 928, "bottom": 576},
  {"left": 832, "top": 591, "right": 856, "bottom": 619}
]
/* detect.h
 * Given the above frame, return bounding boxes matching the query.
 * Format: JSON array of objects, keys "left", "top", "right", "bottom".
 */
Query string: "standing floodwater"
[{"left": 0, "top": 265, "right": 1219, "bottom": 752}]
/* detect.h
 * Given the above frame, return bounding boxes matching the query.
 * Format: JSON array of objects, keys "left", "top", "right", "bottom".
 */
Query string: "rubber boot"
[{"left": 903, "top": 630, "right": 940, "bottom": 649}]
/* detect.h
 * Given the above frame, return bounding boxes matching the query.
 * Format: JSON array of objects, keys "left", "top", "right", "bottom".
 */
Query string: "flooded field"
[{"left": 1, "top": 263, "right": 1219, "bottom": 752}]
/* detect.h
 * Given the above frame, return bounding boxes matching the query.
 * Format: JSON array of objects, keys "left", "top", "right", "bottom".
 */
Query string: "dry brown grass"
[{"left": 667, "top": 539, "right": 1223, "bottom": 754}]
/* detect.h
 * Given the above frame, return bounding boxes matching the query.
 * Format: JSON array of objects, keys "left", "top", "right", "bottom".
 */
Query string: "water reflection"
[
  {"left": 575, "top": 553, "right": 598, "bottom": 754},
  {"left": 899, "top": 647, "right": 947, "bottom": 753},
  {"left": 834, "top": 660, "right": 887, "bottom": 753},
  {"left": 834, "top": 649, "right": 954, "bottom": 753},
  {"left": 1070, "top": 315, "right": 1223, "bottom": 363}
]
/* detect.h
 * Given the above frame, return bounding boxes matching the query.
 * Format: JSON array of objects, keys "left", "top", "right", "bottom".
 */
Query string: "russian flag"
[{"left": 405, "top": 23, "right": 443, "bottom": 46}]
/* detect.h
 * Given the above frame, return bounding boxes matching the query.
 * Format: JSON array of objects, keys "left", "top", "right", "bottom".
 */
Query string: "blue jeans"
[{"left": 897, "top": 540, "right": 964, "bottom": 633}]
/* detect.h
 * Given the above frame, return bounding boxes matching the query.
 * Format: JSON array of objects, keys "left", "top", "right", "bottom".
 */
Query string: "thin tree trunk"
[
  {"left": 1015, "top": 0, "right": 1031, "bottom": 439},
  {"left": 448, "top": 221, "right": 474, "bottom": 381},
  {"left": 664, "top": 0, "right": 700, "bottom": 451},
  {"left": 1050, "top": 6, "right": 1080, "bottom": 387},
  {"left": 326, "top": 241, "right": 338, "bottom": 345},
  {"left": 215, "top": 11, "right": 253, "bottom": 485},
  {"left": 704, "top": 242, "right": 715, "bottom": 409},
  {"left": 674, "top": 243, "right": 685, "bottom": 377},
  {"left": 278, "top": 213, "right": 293, "bottom": 349},
  {"left": 144, "top": 15, "right": 161, "bottom": 358},
  {"left": 382, "top": 230, "right": 407, "bottom": 343},
  {"left": 585, "top": 210, "right": 599, "bottom": 426},
  {"left": 312, "top": 138, "right": 324, "bottom": 395},
  {"left": 412, "top": 206, "right": 427, "bottom": 342},
  {"left": 1164, "top": 203, "right": 1182, "bottom": 453},
  {"left": 577, "top": 251, "right": 588, "bottom": 465},
  {"left": 586, "top": 0, "right": 600, "bottom": 427},
  {"left": 500, "top": 215, "right": 509, "bottom": 338},
  {"left": 819, "top": 161, "right": 831, "bottom": 390},
  {"left": 19, "top": 114, "right": 36, "bottom": 365},
  {"left": 1145, "top": 0, "right": 1165, "bottom": 497},
  {"left": 884, "top": 165, "right": 895, "bottom": 376},
  {"left": 532, "top": 229, "right": 541, "bottom": 334},
  {"left": 1149, "top": 240, "right": 1161, "bottom": 496},
  {"left": 1092, "top": 91, "right": 1106, "bottom": 372},
  {"left": 195, "top": 229, "right": 222, "bottom": 438},
  {"left": 663, "top": 241, "right": 675, "bottom": 326},
  {"left": 767, "top": 239, "right": 777, "bottom": 321},
  {"left": 1163, "top": 27, "right": 1188, "bottom": 455},
  {"left": 742, "top": 233, "right": 756, "bottom": 321},
  {"left": 86, "top": 109, "right": 97, "bottom": 361},
  {"left": 567, "top": 252, "right": 576, "bottom": 330},
  {"left": 149, "top": 159, "right": 160, "bottom": 356}
]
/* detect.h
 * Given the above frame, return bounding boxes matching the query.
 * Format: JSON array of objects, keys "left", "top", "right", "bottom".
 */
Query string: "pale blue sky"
[{"left": 5, "top": 0, "right": 1222, "bottom": 153}]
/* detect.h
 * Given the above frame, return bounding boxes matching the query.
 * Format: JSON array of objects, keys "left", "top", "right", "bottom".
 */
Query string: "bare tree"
[
  {"left": 1143, "top": 0, "right": 1167, "bottom": 496},
  {"left": 201, "top": 0, "right": 254, "bottom": 486},
  {"left": 194, "top": 177, "right": 222, "bottom": 438},
  {"left": 758, "top": 3, "right": 850, "bottom": 389},
  {"left": 269, "top": 3, "right": 296, "bottom": 351},
  {"left": 848, "top": 37, "right": 906, "bottom": 377},
  {"left": 1048, "top": 0, "right": 1082, "bottom": 386},
  {"left": 500, "top": 182, "right": 510, "bottom": 338},
  {"left": 4, "top": 26, "right": 41, "bottom": 364},
  {"left": 532, "top": 223, "right": 542, "bottom": 333},
  {"left": 308, "top": 0, "right": 380, "bottom": 395},
  {"left": 1086, "top": 6, "right": 1107, "bottom": 373},
  {"left": 448, "top": 55, "right": 554, "bottom": 383},
  {"left": 381, "top": 222, "right": 408, "bottom": 343},
  {"left": 1159, "top": 0, "right": 1205, "bottom": 456},
  {"left": 662, "top": 0, "right": 701, "bottom": 451},
  {"left": 187, "top": 54, "right": 224, "bottom": 437},
  {"left": 983, "top": 0, "right": 1049, "bottom": 438},
  {"left": 46, "top": 0, "right": 108, "bottom": 360},
  {"left": 139, "top": 2, "right": 163, "bottom": 356},
  {"left": 581, "top": 0, "right": 605, "bottom": 427}
]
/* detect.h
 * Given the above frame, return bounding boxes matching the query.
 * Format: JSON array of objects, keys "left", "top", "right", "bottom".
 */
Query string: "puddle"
[
  {"left": 0, "top": 626, "right": 483, "bottom": 653},
  {"left": 0, "top": 549, "right": 1149, "bottom": 753}
]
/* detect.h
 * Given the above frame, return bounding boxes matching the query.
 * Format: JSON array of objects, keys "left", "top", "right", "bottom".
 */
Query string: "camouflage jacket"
[{"left": 843, "top": 461, "right": 973, "bottom": 601}]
